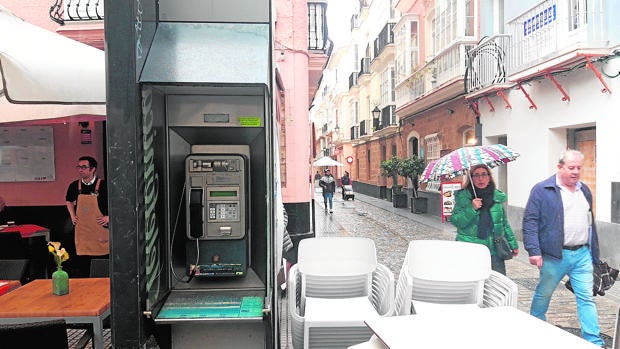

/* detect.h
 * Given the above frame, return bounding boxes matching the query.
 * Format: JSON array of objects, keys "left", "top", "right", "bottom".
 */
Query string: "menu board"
[
  {"left": 441, "top": 182, "right": 461, "bottom": 222},
  {"left": 0, "top": 126, "right": 55, "bottom": 182}
]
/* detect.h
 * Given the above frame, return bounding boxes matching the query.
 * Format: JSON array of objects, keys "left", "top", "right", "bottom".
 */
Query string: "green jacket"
[{"left": 451, "top": 188, "right": 518, "bottom": 255}]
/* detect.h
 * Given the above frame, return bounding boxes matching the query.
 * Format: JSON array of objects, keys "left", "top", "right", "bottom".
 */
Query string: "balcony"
[
  {"left": 359, "top": 120, "right": 367, "bottom": 137},
  {"left": 374, "top": 23, "right": 395, "bottom": 58},
  {"left": 374, "top": 105, "right": 396, "bottom": 131},
  {"left": 397, "top": 41, "right": 476, "bottom": 106},
  {"left": 506, "top": 0, "right": 608, "bottom": 80},
  {"left": 349, "top": 72, "right": 359, "bottom": 90},
  {"left": 465, "top": 35, "right": 512, "bottom": 93},
  {"left": 351, "top": 14, "right": 360, "bottom": 31},
  {"left": 358, "top": 57, "right": 371, "bottom": 78},
  {"left": 350, "top": 125, "right": 360, "bottom": 140},
  {"left": 50, "top": 0, "right": 104, "bottom": 25}
]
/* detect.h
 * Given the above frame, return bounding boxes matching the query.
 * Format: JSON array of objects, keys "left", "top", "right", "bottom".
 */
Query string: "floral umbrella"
[{"left": 420, "top": 144, "right": 520, "bottom": 183}]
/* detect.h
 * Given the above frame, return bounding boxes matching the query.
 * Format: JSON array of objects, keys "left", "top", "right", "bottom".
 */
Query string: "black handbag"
[
  {"left": 565, "top": 261, "right": 619, "bottom": 296},
  {"left": 493, "top": 234, "right": 513, "bottom": 260}
]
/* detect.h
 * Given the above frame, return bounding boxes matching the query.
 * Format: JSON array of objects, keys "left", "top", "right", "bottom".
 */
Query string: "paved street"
[{"left": 279, "top": 187, "right": 619, "bottom": 348}]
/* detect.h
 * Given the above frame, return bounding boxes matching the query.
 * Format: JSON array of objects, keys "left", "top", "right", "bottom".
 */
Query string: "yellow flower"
[{"left": 47, "top": 242, "right": 69, "bottom": 268}]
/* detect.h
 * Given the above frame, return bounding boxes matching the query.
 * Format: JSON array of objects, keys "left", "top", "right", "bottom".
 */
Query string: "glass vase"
[{"left": 52, "top": 267, "right": 69, "bottom": 296}]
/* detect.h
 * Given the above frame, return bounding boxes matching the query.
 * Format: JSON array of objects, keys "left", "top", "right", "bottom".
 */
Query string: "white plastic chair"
[
  {"left": 482, "top": 270, "right": 519, "bottom": 308},
  {"left": 394, "top": 240, "right": 493, "bottom": 315},
  {"left": 288, "top": 237, "right": 394, "bottom": 349}
]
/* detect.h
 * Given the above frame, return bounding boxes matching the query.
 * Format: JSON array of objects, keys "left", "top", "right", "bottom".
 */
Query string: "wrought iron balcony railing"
[
  {"left": 350, "top": 125, "right": 359, "bottom": 140},
  {"left": 351, "top": 14, "right": 360, "bottom": 31},
  {"left": 374, "top": 23, "right": 395, "bottom": 58},
  {"left": 359, "top": 120, "right": 367, "bottom": 136},
  {"left": 349, "top": 72, "right": 359, "bottom": 89},
  {"left": 465, "top": 35, "right": 511, "bottom": 92},
  {"left": 358, "top": 57, "right": 371, "bottom": 78},
  {"left": 373, "top": 105, "right": 396, "bottom": 132},
  {"left": 49, "top": 0, "right": 103, "bottom": 25}
]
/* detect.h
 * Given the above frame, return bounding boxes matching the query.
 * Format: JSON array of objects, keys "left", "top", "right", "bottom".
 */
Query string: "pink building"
[{"left": 274, "top": 0, "right": 330, "bottom": 235}]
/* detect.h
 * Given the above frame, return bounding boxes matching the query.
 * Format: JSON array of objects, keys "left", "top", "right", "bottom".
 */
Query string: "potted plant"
[
  {"left": 380, "top": 156, "right": 408, "bottom": 208},
  {"left": 398, "top": 155, "right": 428, "bottom": 213}
]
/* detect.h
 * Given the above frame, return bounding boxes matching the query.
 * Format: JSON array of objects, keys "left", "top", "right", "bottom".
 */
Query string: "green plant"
[
  {"left": 380, "top": 156, "right": 401, "bottom": 191},
  {"left": 397, "top": 155, "right": 425, "bottom": 198}
]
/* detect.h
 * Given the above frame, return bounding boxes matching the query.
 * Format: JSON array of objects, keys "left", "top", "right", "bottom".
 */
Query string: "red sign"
[{"left": 346, "top": 156, "right": 354, "bottom": 164}]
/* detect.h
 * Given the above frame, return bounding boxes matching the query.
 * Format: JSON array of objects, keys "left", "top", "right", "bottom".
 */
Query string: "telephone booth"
[{"left": 105, "top": 1, "right": 280, "bottom": 347}]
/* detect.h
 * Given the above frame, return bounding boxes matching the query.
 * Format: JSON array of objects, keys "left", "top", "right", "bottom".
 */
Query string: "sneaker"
[{"left": 329, "top": 209, "right": 333, "bottom": 214}]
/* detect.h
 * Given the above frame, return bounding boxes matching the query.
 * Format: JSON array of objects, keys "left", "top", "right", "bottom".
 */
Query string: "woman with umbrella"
[{"left": 450, "top": 164, "right": 519, "bottom": 275}]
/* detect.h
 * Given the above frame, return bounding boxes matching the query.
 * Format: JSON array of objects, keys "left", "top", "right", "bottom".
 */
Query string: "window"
[
  {"left": 424, "top": 133, "right": 441, "bottom": 160},
  {"left": 380, "top": 67, "right": 395, "bottom": 105},
  {"left": 308, "top": 2, "right": 327, "bottom": 50},
  {"left": 464, "top": 0, "right": 474, "bottom": 36},
  {"left": 463, "top": 128, "right": 476, "bottom": 146},
  {"left": 569, "top": 0, "right": 587, "bottom": 31},
  {"left": 431, "top": 0, "right": 457, "bottom": 54},
  {"left": 351, "top": 100, "right": 359, "bottom": 124}
]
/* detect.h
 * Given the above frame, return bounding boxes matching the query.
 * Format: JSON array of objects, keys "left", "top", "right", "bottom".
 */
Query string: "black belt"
[{"left": 562, "top": 244, "right": 588, "bottom": 251}]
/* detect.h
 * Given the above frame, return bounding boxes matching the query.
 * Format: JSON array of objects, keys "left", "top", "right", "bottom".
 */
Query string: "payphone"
[{"left": 185, "top": 151, "right": 249, "bottom": 277}]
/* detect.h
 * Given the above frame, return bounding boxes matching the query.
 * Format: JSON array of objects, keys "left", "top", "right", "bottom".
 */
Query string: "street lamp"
[
  {"left": 372, "top": 106, "right": 381, "bottom": 131},
  {"left": 372, "top": 106, "right": 381, "bottom": 120}
]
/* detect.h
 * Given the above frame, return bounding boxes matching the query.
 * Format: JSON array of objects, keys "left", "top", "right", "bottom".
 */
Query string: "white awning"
[{"left": 0, "top": 5, "right": 105, "bottom": 105}]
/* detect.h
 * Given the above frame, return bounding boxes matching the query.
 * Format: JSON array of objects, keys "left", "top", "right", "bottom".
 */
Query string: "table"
[
  {"left": 0, "top": 278, "right": 110, "bottom": 349},
  {"left": 0, "top": 224, "right": 50, "bottom": 241},
  {"left": 0, "top": 280, "right": 21, "bottom": 295},
  {"left": 364, "top": 306, "right": 600, "bottom": 349}
]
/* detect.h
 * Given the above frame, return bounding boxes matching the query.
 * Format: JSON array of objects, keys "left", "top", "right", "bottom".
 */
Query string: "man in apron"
[{"left": 65, "top": 156, "right": 109, "bottom": 277}]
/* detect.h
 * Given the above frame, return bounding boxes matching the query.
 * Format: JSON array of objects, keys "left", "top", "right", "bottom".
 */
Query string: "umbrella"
[
  {"left": 313, "top": 156, "right": 344, "bottom": 167},
  {"left": 0, "top": 5, "right": 105, "bottom": 104},
  {"left": 420, "top": 144, "right": 520, "bottom": 185}
]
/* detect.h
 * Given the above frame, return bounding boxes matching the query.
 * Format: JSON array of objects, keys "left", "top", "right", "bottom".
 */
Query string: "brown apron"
[{"left": 75, "top": 179, "right": 109, "bottom": 256}]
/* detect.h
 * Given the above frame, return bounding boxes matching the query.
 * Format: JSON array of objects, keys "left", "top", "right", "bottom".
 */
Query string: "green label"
[{"left": 238, "top": 117, "right": 262, "bottom": 127}]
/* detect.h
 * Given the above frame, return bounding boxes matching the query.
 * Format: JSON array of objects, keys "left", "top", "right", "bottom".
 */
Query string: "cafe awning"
[{"left": 0, "top": 5, "right": 106, "bottom": 106}]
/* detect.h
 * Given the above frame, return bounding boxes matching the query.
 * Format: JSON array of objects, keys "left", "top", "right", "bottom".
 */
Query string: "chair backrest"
[
  {"left": 298, "top": 237, "right": 378, "bottom": 298},
  {"left": 298, "top": 237, "right": 377, "bottom": 276},
  {"left": 90, "top": 258, "right": 110, "bottom": 277},
  {"left": 0, "top": 232, "right": 28, "bottom": 259},
  {"left": 0, "top": 319, "right": 69, "bottom": 348},
  {"left": 0, "top": 259, "right": 29, "bottom": 284},
  {"left": 405, "top": 240, "right": 491, "bottom": 305}
]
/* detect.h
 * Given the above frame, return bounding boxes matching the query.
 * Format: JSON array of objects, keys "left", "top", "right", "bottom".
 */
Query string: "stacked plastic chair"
[
  {"left": 288, "top": 237, "right": 394, "bottom": 349},
  {"left": 482, "top": 270, "right": 519, "bottom": 308},
  {"left": 395, "top": 240, "right": 507, "bottom": 315}
]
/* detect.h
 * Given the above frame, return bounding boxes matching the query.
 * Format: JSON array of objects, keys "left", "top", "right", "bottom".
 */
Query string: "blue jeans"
[
  {"left": 323, "top": 192, "right": 333, "bottom": 209},
  {"left": 530, "top": 246, "right": 603, "bottom": 346}
]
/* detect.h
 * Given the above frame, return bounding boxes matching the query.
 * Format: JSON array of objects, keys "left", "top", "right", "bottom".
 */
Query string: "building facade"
[{"left": 313, "top": 0, "right": 620, "bottom": 265}]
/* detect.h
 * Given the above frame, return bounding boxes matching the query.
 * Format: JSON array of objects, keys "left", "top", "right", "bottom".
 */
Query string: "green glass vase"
[{"left": 52, "top": 267, "right": 69, "bottom": 296}]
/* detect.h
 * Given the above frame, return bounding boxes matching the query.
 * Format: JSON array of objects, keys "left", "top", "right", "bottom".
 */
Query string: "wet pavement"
[{"left": 278, "top": 187, "right": 619, "bottom": 348}]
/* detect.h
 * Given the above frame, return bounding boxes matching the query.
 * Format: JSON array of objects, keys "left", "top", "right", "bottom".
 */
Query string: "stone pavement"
[{"left": 280, "top": 187, "right": 619, "bottom": 348}]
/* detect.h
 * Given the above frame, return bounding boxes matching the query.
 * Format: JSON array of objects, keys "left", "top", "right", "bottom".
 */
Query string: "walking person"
[
  {"left": 65, "top": 156, "right": 110, "bottom": 277},
  {"left": 523, "top": 149, "right": 604, "bottom": 347},
  {"left": 319, "top": 168, "right": 336, "bottom": 213},
  {"left": 451, "top": 164, "right": 519, "bottom": 275}
]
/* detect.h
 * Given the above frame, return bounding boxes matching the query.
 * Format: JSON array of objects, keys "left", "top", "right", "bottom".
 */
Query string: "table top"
[
  {"left": 365, "top": 306, "right": 600, "bottom": 349},
  {"left": 0, "top": 224, "right": 50, "bottom": 239},
  {"left": 0, "top": 278, "right": 110, "bottom": 318}
]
